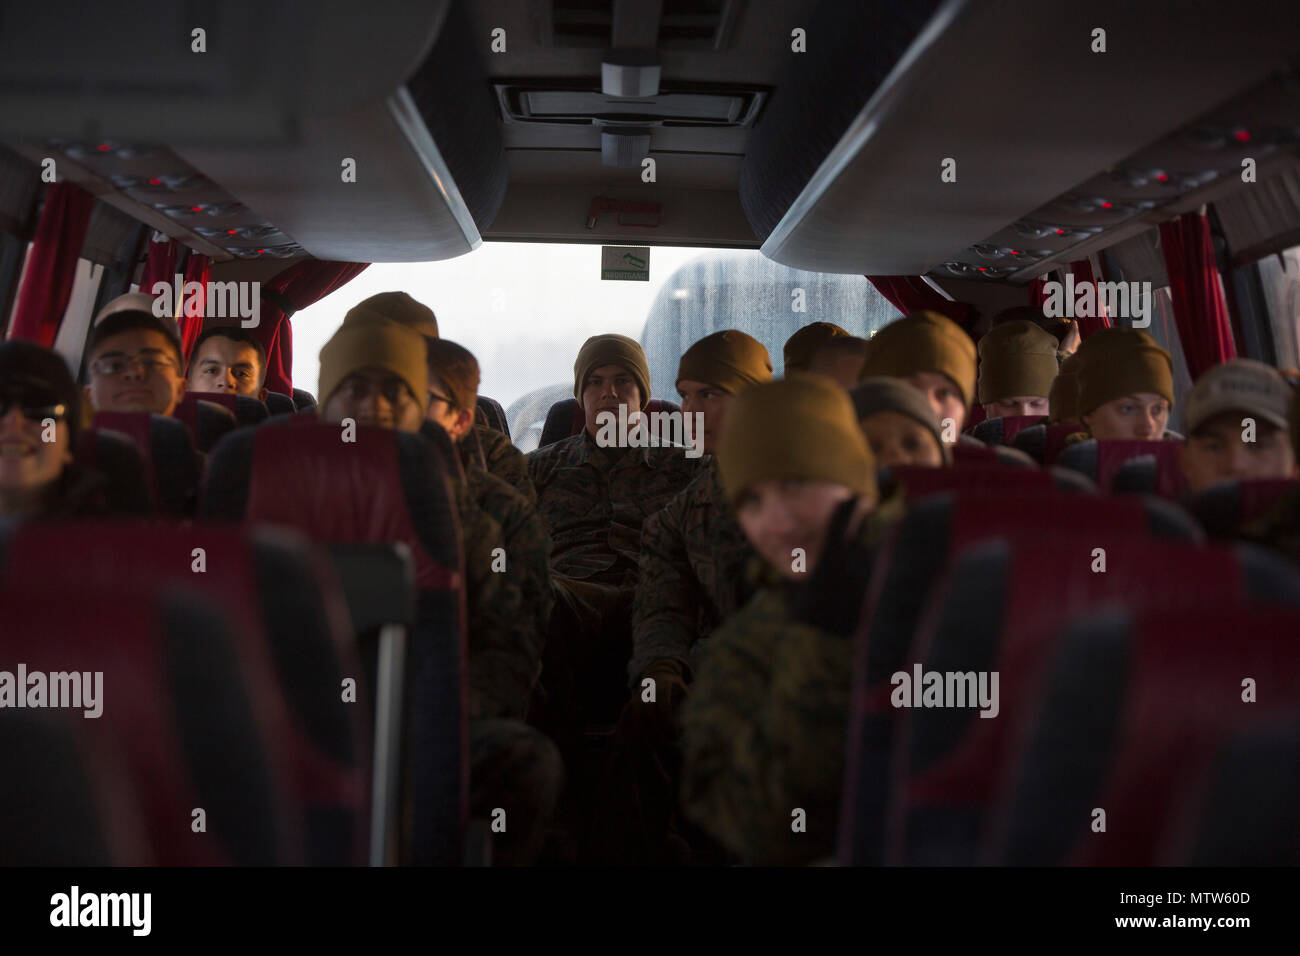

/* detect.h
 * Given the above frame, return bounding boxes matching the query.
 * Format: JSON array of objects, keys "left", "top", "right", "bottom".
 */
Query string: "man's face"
[
  {"left": 85, "top": 329, "right": 186, "bottom": 415},
  {"left": 320, "top": 367, "right": 424, "bottom": 432},
  {"left": 983, "top": 395, "right": 1050, "bottom": 420},
  {"left": 188, "top": 336, "right": 265, "bottom": 399},
  {"left": 581, "top": 364, "right": 641, "bottom": 438},
  {"left": 0, "top": 387, "right": 72, "bottom": 510},
  {"left": 859, "top": 410, "right": 944, "bottom": 469},
  {"left": 1082, "top": 392, "right": 1170, "bottom": 441},
  {"left": 425, "top": 371, "right": 474, "bottom": 442},
  {"left": 902, "top": 371, "right": 966, "bottom": 437},
  {"left": 677, "top": 379, "right": 734, "bottom": 455},
  {"left": 1179, "top": 413, "right": 1298, "bottom": 494},
  {"left": 735, "top": 478, "right": 865, "bottom": 581}
]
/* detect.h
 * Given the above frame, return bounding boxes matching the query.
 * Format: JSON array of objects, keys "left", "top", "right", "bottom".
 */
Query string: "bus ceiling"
[{"left": 0, "top": 1, "right": 1298, "bottom": 282}]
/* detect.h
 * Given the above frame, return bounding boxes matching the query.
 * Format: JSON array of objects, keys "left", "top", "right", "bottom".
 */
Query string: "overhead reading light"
[{"left": 601, "top": 48, "right": 661, "bottom": 98}]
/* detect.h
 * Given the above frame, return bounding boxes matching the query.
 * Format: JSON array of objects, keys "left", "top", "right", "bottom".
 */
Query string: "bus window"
[
  {"left": 292, "top": 244, "right": 900, "bottom": 452},
  {"left": 1254, "top": 246, "right": 1300, "bottom": 369}
]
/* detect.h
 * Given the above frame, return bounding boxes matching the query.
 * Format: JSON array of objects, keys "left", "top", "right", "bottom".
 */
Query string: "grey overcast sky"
[{"left": 292, "top": 242, "right": 712, "bottom": 410}]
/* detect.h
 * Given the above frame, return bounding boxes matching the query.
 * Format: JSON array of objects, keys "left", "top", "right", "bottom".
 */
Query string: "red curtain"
[
  {"left": 1158, "top": 211, "right": 1236, "bottom": 379},
  {"left": 138, "top": 233, "right": 181, "bottom": 298},
  {"left": 1065, "top": 259, "right": 1112, "bottom": 339},
  {"left": 250, "top": 260, "right": 370, "bottom": 395},
  {"left": 1029, "top": 274, "right": 1051, "bottom": 310},
  {"left": 177, "top": 253, "right": 211, "bottom": 362},
  {"left": 866, "top": 275, "right": 975, "bottom": 329},
  {"left": 8, "top": 182, "right": 96, "bottom": 346}
]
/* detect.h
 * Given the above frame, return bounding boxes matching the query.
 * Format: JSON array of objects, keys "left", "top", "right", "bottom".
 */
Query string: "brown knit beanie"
[
  {"left": 1075, "top": 327, "right": 1174, "bottom": 417},
  {"left": 850, "top": 377, "right": 951, "bottom": 464},
  {"left": 783, "top": 322, "right": 849, "bottom": 372},
  {"left": 318, "top": 313, "right": 429, "bottom": 410},
  {"left": 677, "top": 330, "right": 773, "bottom": 394},
  {"left": 574, "top": 334, "right": 651, "bottom": 409},
  {"left": 717, "top": 372, "right": 877, "bottom": 508},
  {"left": 1049, "top": 351, "right": 1084, "bottom": 423},
  {"left": 858, "top": 311, "right": 978, "bottom": 409},
  {"left": 977, "top": 320, "right": 1059, "bottom": 403},
  {"left": 346, "top": 291, "right": 439, "bottom": 339}
]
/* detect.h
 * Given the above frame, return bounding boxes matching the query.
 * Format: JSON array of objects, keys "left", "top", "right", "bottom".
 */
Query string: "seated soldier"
[
  {"left": 83, "top": 304, "right": 187, "bottom": 416},
  {"left": 783, "top": 321, "right": 848, "bottom": 374},
  {"left": 527, "top": 334, "right": 700, "bottom": 729},
  {"left": 988, "top": 305, "right": 1080, "bottom": 359},
  {"left": 1179, "top": 359, "right": 1298, "bottom": 495},
  {"left": 857, "top": 310, "right": 977, "bottom": 438},
  {"left": 0, "top": 341, "right": 110, "bottom": 519},
  {"left": 187, "top": 326, "right": 269, "bottom": 400},
  {"left": 679, "top": 373, "right": 904, "bottom": 865},
  {"left": 359, "top": 289, "right": 536, "bottom": 503},
  {"left": 591, "top": 330, "right": 773, "bottom": 864},
  {"left": 421, "top": 336, "right": 554, "bottom": 706},
  {"left": 1240, "top": 384, "right": 1300, "bottom": 560},
  {"left": 850, "top": 377, "right": 950, "bottom": 468},
  {"left": 804, "top": 336, "right": 870, "bottom": 389},
  {"left": 976, "top": 319, "right": 1058, "bottom": 420},
  {"left": 316, "top": 310, "right": 559, "bottom": 865},
  {"left": 1075, "top": 327, "right": 1177, "bottom": 441}
]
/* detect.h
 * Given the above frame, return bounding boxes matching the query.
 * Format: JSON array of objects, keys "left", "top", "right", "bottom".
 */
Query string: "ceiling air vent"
[
  {"left": 551, "top": 0, "right": 614, "bottom": 48},
  {"left": 658, "top": 0, "right": 741, "bottom": 51},
  {"left": 495, "top": 84, "right": 766, "bottom": 128}
]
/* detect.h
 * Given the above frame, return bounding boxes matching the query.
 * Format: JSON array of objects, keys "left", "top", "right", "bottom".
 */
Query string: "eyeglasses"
[
  {"left": 427, "top": 389, "right": 457, "bottom": 409},
  {"left": 338, "top": 376, "right": 416, "bottom": 405},
  {"left": 90, "top": 354, "right": 177, "bottom": 377},
  {"left": 0, "top": 395, "right": 67, "bottom": 422}
]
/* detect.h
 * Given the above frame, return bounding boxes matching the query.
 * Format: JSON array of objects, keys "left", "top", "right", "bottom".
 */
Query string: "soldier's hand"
[
  {"left": 789, "top": 495, "right": 876, "bottom": 639},
  {"left": 639, "top": 658, "right": 689, "bottom": 737}
]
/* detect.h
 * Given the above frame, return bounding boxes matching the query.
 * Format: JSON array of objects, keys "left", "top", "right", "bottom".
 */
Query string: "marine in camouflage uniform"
[
  {"left": 628, "top": 458, "right": 756, "bottom": 684},
  {"left": 677, "top": 373, "right": 897, "bottom": 865},
  {"left": 476, "top": 422, "right": 537, "bottom": 504},
  {"left": 348, "top": 298, "right": 561, "bottom": 864}
]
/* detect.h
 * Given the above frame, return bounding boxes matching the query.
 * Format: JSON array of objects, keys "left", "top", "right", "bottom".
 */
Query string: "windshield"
[{"left": 292, "top": 242, "right": 902, "bottom": 451}]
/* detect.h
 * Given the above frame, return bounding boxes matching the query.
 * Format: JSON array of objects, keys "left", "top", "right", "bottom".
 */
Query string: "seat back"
[
  {"left": 886, "top": 463, "right": 1094, "bottom": 501},
  {"left": 172, "top": 396, "right": 238, "bottom": 453},
  {"left": 291, "top": 388, "right": 318, "bottom": 411},
  {"left": 837, "top": 490, "right": 1202, "bottom": 864},
  {"left": 951, "top": 442, "right": 1036, "bottom": 469},
  {"left": 970, "top": 415, "right": 1045, "bottom": 447},
  {"left": 1189, "top": 478, "right": 1300, "bottom": 539},
  {"left": 0, "top": 585, "right": 300, "bottom": 864},
  {"left": 0, "top": 521, "right": 369, "bottom": 865},
  {"left": 989, "top": 600, "right": 1300, "bottom": 865},
  {"left": 182, "top": 390, "right": 271, "bottom": 428},
  {"left": 266, "top": 391, "right": 297, "bottom": 415},
  {"left": 1011, "top": 422, "right": 1083, "bottom": 465},
  {"left": 475, "top": 395, "right": 510, "bottom": 438},
  {"left": 1057, "top": 438, "right": 1188, "bottom": 498},
  {"left": 202, "top": 418, "right": 467, "bottom": 865},
  {"left": 891, "top": 536, "right": 1299, "bottom": 865},
  {"left": 88, "top": 412, "right": 200, "bottom": 516},
  {"left": 72, "top": 427, "right": 153, "bottom": 516}
]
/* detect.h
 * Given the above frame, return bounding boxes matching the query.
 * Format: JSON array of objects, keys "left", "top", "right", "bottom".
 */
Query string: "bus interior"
[{"left": 2, "top": 0, "right": 1300, "bottom": 880}]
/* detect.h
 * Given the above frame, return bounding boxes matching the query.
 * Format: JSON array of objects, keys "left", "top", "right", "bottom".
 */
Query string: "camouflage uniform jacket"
[
  {"left": 453, "top": 477, "right": 534, "bottom": 722},
  {"left": 476, "top": 424, "right": 537, "bottom": 505},
  {"left": 628, "top": 457, "right": 755, "bottom": 686},
  {"left": 527, "top": 429, "right": 700, "bottom": 584},
  {"left": 678, "top": 491, "right": 905, "bottom": 865},
  {"left": 464, "top": 463, "right": 554, "bottom": 710}
]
